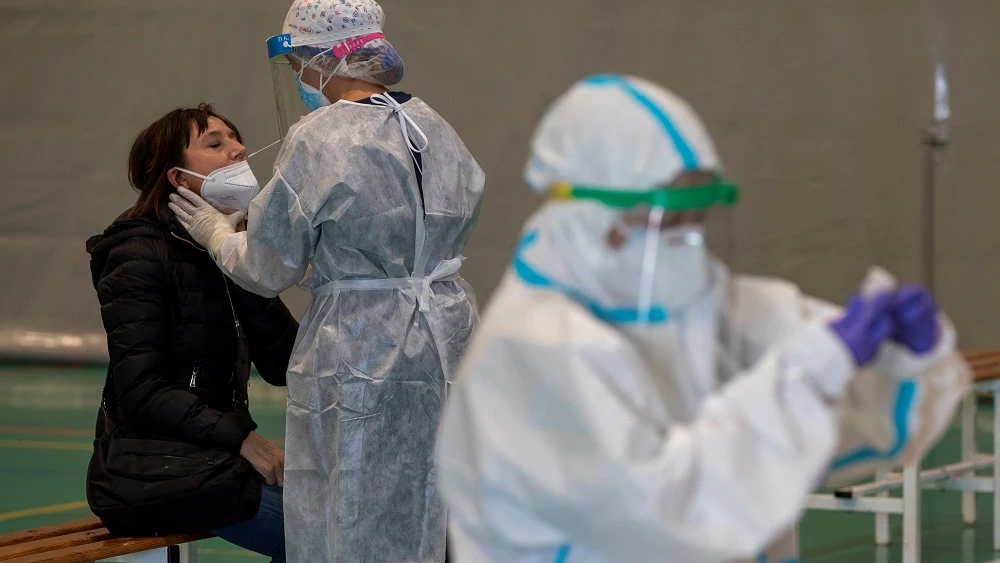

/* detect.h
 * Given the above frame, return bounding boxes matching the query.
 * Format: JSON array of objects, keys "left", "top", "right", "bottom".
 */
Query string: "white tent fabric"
[{"left": 1, "top": 1, "right": 998, "bottom": 361}]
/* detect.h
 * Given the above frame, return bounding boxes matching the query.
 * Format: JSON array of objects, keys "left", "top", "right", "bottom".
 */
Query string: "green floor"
[
  {"left": 0, "top": 365, "right": 286, "bottom": 562},
  {"left": 2, "top": 365, "right": 999, "bottom": 562}
]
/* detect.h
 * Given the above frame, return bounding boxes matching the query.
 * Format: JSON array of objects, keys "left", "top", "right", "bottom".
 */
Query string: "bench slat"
[
  {"left": 0, "top": 518, "right": 103, "bottom": 549},
  {"left": 965, "top": 356, "right": 1000, "bottom": 368},
  {"left": 970, "top": 363, "right": 1000, "bottom": 376},
  {"left": 962, "top": 350, "right": 1000, "bottom": 383},
  {"left": 2, "top": 533, "right": 210, "bottom": 563},
  {"left": 963, "top": 350, "right": 1000, "bottom": 362},
  {"left": 0, "top": 528, "right": 113, "bottom": 560}
]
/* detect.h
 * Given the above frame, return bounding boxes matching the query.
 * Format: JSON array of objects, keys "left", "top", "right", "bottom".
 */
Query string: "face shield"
[
  {"left": 267, "top": 34, "right": 305, "bottom": 140},
  {"left": 267, "top": 33, "right": 340, "bottom": 139},
  {"left": 266, "top": 32, "right": 402, "bottom": 139},
  {"left": 541, "top": 174, "right": 743, "bottom": 419},
  {"left": 549, "top": 174, "right": 739, "bottom": 325}
]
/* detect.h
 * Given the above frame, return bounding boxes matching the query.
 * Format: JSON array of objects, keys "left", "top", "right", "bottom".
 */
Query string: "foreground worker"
[{"left": 436, "top": 74, "right": 969, "bottom": 563}]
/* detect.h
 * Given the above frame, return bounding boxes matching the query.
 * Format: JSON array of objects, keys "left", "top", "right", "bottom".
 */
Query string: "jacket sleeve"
[
  {"left": 438, "top": 305, "right": 857, "bottom": 563},
  {"left": 230, "top": 287, "right": 298, "bottom": 386},
  {"left": 97, "top": 238, "right": 257, "bottom": 452}
]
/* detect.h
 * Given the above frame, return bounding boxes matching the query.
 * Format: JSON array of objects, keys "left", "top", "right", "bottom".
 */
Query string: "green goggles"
[{"left": 549, "top": 181, "right": 739, "bottom": 211}]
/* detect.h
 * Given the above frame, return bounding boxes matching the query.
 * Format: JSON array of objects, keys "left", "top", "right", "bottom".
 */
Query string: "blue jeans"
[{"left": 213, "top": 484, "right": 285, "bottom": 563}]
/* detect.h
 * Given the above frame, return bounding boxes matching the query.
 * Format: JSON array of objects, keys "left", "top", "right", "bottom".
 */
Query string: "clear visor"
[
  {"left": 267, "top": 33, "right": 338, "bottom": 139},
  {"left": 269, "top": 50, "right": 310, "bottom": 140},
  {"left": 550, "top": 176, "right": 739, "bottom": 325},
  {"left": 267, "top": 32, "right": 395, "bottom": 139}
]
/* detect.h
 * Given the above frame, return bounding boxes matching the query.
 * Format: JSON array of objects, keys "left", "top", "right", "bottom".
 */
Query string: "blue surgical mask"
[{"left": 297, "top": 77, "right": 331, "bottom": 112}]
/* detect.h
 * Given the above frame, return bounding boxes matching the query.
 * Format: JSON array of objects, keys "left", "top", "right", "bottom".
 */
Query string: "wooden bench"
[
  {"left": 962, "top": 349, "right": 1000, "bottom": 383},
  {"left": 0, "top": 517, "right": 209, "bottom": 563}
]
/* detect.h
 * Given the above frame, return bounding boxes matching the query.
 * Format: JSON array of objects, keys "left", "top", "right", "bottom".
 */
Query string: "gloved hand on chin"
[{"left": 168, "top": 188, "right": 244, "bottom": 258}]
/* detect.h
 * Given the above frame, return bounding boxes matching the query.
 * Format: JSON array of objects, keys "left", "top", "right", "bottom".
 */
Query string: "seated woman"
[{"left": 85, "top": 104, "right": 297, "bottom": 563}]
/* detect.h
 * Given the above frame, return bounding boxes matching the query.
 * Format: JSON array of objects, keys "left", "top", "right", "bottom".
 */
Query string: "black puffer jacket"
[{"left": 86, "top": 205, "right": 298, "bottom": 453}]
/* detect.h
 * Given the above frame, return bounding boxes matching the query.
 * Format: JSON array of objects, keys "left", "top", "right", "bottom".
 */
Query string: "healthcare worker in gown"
[
  {"left": 169, "top": 1, "right": 485, "bottom": 561},
  {"left": 435, "top": 74, "right": 969, "bottom": 563}
]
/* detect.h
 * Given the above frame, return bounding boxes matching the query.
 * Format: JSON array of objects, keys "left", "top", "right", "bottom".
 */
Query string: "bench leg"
[
  {"left": 963, "top": 527, "right": 976, "bottom": 563},
  {"left": 98, "top": 548, "right": 173, "bottom": 563},
  {"left": 903, "top": 460, "right": 921, "bottom": 563},
  {"left": 994, "top": 389, "right": 1000, "bottom": 551},
  {"left": 875, "top": 471, "right": 891, "bottom": 546},
  {"left": 96, "top": 543, "right": 199, "bottom": 563},
  {"left": 963, "top": 391, "right": 978, "bottom": 525},
  {"left": 178, "top": 542, "right": 198, "bottom": 563}
]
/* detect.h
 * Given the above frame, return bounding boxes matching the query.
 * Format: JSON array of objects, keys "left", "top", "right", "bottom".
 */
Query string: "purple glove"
[
  {"left": 829, "top": 292, "right": 895, "bottom": 367},
  {"left": 890, "top": 285, "right": 939, "bottom": 354}
]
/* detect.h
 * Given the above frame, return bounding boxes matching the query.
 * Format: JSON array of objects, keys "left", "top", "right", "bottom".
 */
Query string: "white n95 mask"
[
  {"left": 620, "top": 224, "right": 711, "bottom": 311},
  {"left": 175, "top": 160, "right": 260, "bottom": 212}
]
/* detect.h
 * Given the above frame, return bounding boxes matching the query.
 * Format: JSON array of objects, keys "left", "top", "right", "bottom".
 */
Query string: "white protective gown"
[
  {"left": 216, "top": 97, "right": 485, "bottom": 563},
  {"left": 436, "top": 208, "right": 968, "bottom": 563}
]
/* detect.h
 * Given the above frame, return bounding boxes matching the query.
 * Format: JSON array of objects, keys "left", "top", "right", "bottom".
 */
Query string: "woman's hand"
[{"left": 240, "top": 431, "right": 285, "bottom": 487}]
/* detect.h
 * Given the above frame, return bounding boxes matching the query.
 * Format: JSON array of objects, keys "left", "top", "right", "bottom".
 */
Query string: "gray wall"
[{"left": 1, "top": 0, "right": 997, "bottom": 361}]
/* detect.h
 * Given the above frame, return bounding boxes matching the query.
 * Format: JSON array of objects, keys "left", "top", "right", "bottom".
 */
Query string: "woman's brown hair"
[{"left": 127, "top": 103, "right": 243, "bottom": 218}]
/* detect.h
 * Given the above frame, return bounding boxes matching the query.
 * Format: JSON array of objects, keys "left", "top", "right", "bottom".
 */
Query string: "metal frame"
[
  {"left": 805, "top": 379, "right": 1000, "bottom": 563},
  {"left": 98, "top": 542, "right": 198, "bottom": 563}
]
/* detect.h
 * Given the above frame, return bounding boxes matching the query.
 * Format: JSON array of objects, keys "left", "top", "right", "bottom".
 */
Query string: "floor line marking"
[
  {"left": 0, "top": 501, "right": 90, "bottom": 522},
  {"left": 0, "top": 426, "right": 92, "bottom": 438},
  {"left": 0, "top": 440, "right": 91, "bottom": 452}
]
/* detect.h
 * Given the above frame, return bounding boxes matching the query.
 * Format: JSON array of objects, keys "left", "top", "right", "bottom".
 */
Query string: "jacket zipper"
[
  {"left": 221, "top": 275, "right": 247, "bottom": 407},
  {"left": 188, "top": 366, "right": 200, "bottom": 390},
  {"left": 170, "top": 231, "right": 244, "bottom": 406},
  {"left": 126, "top": 451, "right": 216, "bottom": 465}
]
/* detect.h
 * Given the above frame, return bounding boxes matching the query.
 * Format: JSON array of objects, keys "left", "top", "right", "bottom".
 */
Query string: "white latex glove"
[{"left": 168, "top": 188, "right": 245, "bottom": 258}]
